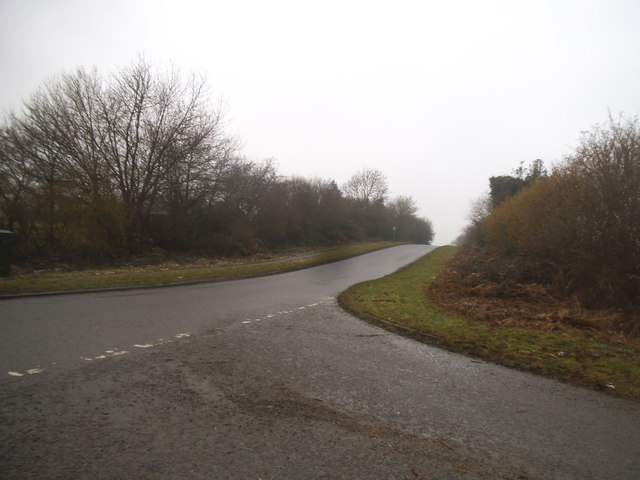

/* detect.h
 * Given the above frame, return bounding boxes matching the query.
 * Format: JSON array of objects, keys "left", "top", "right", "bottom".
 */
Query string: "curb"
[{"left": 337, "top": 294, "right": 442, "bottom": 345}]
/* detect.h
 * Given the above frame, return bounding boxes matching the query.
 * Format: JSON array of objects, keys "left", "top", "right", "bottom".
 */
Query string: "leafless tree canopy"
[
  {"left": 1, "top": 59, "right": 236, "bottom": 253},
  {"left": 342, "top": 168, "right": 388, "bottom": 205},
  {"left": 388, "top": 195, "right": 417, "bottom": 218},
  {"left": 0, "top": 60, "right": 435, "bottom": 265}
]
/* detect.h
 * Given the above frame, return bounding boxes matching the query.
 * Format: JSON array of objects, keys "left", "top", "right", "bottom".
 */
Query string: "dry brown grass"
[{"left": 429, "top": 247, "right": 640, "bottom": 346}]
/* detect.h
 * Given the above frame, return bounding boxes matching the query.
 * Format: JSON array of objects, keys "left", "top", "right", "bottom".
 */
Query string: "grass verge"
[
  {"left": 0, "top": 242, "right": 399, "bottom": 297},
  {"left": 338, "top": 246, "right": 640, "bottom": 399}
]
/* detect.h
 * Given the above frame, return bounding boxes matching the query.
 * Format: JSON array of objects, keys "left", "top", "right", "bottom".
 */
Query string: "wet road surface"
[
  {"left": 1, "top": 245, "right": 639, "bottom": 479},
  {"left": 0, "top": 245, "right": 434, "bottom": 374}
]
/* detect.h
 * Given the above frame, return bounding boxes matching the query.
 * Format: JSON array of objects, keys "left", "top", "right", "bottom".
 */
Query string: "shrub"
[{"left": 465, "top": 115, "right": 640, "bottom": 317}]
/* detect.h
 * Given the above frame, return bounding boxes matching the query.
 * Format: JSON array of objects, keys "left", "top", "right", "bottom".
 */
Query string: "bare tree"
[
  {"left": 3, "top": 58, "right": 234, "bottom": 253},
  {"left": 5, "top": 94, "right": 70, "bottom": 247},
  {"left": 342, "top": 168, "right": 388, "bottom": 205},
  {"left": 0, "top": 128, "right": 35, "bottom": 233},
  {"left": 99, "top": 60, "right": 228, "bottom": 245},
  {"left": 387, "top": 195, "right": 417, "bottom": 217},
  {"left": 220, "top": 158, "right": 279, "bottom": 218}
]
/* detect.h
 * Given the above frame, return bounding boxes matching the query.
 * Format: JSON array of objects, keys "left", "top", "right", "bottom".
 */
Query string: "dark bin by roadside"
[{"left": 0, "top": 230, "right": 14, "bottom": 276}]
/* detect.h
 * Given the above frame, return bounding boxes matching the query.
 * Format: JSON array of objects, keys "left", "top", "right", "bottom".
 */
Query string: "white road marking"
[
  {"left": 237, "top": 297, "right": 334, "bottom": 327},
  {"left": 82, "top": 349, "right": 129, "bottom": 361},
  {"left": 12, "top": 297, "right": 341, "bottom": 376}
]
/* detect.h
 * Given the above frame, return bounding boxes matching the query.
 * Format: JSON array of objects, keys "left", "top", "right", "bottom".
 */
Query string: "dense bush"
[{"left": 467, "top": 116, "right": 640, "bottom": 312}]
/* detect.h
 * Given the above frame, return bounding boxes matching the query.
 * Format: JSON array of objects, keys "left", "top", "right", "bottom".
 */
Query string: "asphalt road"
[
  {"left": 0, "top": 245, "right": 435, "bottom": 374},
  {"left": 1, "top": 245, "right": 639, "bottom": 479}
]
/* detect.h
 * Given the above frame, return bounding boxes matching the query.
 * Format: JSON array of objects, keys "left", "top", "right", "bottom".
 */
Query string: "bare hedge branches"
[
  {"left": 1, "top": 59, "right": 236, "bottom": 256},
  {"left": 342, "top": 168, "right": 388, "bottom": 205},
  {"left": 0, "top": 60, "right": 435, "bottom": 264}
]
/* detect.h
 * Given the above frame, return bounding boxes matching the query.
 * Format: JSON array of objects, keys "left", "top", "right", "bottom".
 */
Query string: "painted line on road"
[
  {"left": 7, "top": 367, "right": 44, "bottom": 377},
  {"left": 7, "top": 297, "right": 335, "bottom": 378},
  {"left": 6, "top": 332, "right": 197, "bottom": 377},
  {"left": 78, "top": 332, "right": 194, "bottom": 363},
  {"left": 236, "top": 296, "right": 335, "bottom": 327}
]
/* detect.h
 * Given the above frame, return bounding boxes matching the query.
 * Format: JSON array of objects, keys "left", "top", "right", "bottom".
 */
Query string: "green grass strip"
[
  {"left": 0, "top": 242, "right": 399, "bottom": 296},
  {"left": 339, "top": 246, "right": 640, "bottom": 399}
]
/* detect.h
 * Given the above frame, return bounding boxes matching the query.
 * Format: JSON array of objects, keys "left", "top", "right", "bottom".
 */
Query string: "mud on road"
[{"left": 1, "top": 326, "right": 532, "bottom": 480}]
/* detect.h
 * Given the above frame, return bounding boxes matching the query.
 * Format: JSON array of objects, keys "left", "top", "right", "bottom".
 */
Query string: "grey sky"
[{"left": 1, "top": 0, "right": 639, "bottom": 243}]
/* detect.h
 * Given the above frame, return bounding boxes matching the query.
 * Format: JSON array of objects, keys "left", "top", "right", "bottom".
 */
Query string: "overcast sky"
[{"left": 1, "top": 0, "right": 639, "bottom": 243}]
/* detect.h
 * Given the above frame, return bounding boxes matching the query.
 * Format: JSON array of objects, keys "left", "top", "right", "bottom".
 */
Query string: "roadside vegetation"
[
  {"left": 453, "top": 115, "right": 639, "bottom": 336},
  {"left": 339, "top": 246, "right": 640, "bottom": 399},
  {"left": 0, "top": 58, "right": 433, "bottom": 271},
  {"left": 342, "top": 115, "right": 640, "bottom": 399},
  {"left": 0, "top": 241, "right": 398, "bottom": 296}
]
